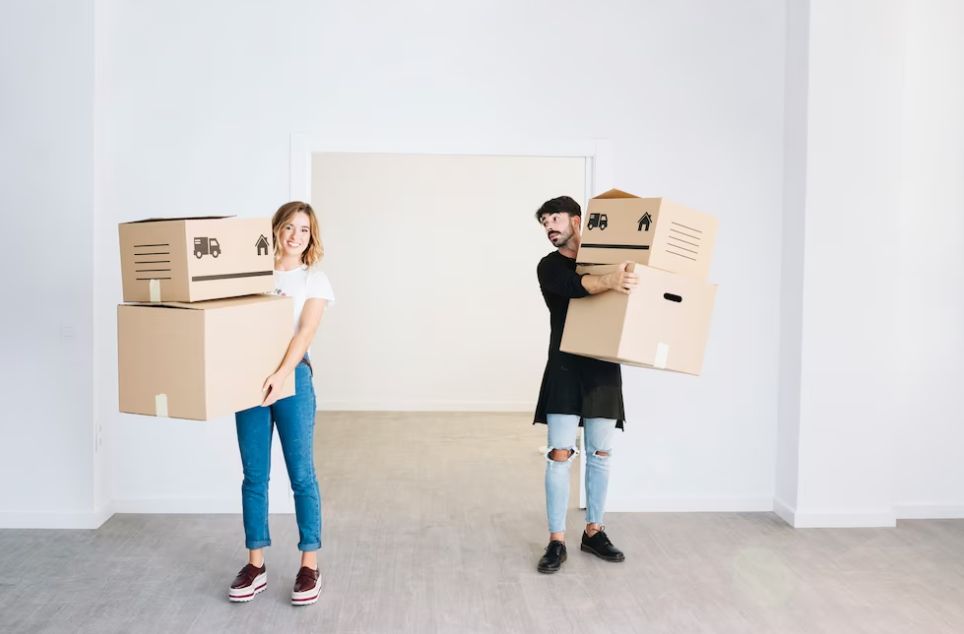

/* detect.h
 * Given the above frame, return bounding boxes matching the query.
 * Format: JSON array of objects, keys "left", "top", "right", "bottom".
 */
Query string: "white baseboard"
[
  {"left": 0, "top": 497, "right": 298, "bottom": 528},
  {"left": 773, "top": 497, "right": 796, "bottom": 526},
  {"left": 606, "top": 497, "right": 774, "bottom": 513},
  {"left": 317, "top": 400, "right": 534, "bottom": 412},
  {"left": 113, "top": 498, "right": 294, "bottom": 514},
  {"left": 94, "top": 500, "right": 116, "bottom": 527},
  {"left": 0, "top": 501, "right": 115, "bottom": 530},
  {"left": 894, "top": 504, "right": 964, "bottom": 520},
  {"left": 788, "top": 509, "right": 897, "bottom": 528},
  {"left": 776, "top": 501, "right": 963, "bottom": 527}
]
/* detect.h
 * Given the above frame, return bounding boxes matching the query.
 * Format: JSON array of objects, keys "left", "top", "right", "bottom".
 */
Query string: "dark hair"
[{"left": 535, "top": 196, "right": 582, "bottom": 222}]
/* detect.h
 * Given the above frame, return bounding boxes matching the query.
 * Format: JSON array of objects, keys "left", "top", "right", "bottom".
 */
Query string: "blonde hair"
[{"left": 271, "top": 201, "right": 324, "bottom": 267}]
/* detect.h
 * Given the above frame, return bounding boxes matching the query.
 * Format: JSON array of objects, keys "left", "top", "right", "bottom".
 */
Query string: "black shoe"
[
  {"left": 537, "top": 540, "right": 568, "bottom": 574},
  {"left": 581, "top": 528, "right": 625, "bottom": 562}
]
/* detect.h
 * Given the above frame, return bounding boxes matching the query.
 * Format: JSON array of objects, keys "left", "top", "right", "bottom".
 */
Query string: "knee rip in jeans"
[
  {"left": 590, "top": 449, "right": 612, "bottom": 459},
  {"left": 545, "top": 446, "right": 579, "bottom": 464}
]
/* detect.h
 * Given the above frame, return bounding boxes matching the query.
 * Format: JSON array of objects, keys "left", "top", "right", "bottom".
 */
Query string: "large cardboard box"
[
  {"left": 119, "top": 216, "right": 276, "bottom": 303},
  {"left": 118, "top": 294, "right": 296, "bottom": 421},
  {"left": 576, "top": 189, "right": 719, "bottom": 280},
  {"left": 560, "top": 263, "right": 717, "bottom": 375}
]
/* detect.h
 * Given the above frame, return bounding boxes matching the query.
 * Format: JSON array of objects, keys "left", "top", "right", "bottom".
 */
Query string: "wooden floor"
[{"left": 1, "top": 412, "right": 963, "bottom": 633}]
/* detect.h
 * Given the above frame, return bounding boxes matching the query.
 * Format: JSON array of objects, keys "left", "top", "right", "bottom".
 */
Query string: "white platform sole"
[
  {"left": 291, "top": 576, "right": 321, "bottom": 606},
  {"left": 229, "top": 572, "right": 267, "bottom": 603}
]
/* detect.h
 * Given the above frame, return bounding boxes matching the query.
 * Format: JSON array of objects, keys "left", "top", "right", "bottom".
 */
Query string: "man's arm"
[
  {"left": 582, "top": 262, "right": 638, "bottom": 295},
  {"left": 538, "top": 258, "right": 638, "bottom": 298},
  {"left": 580, "top": 273, "right": 611, "bottom": 295}
]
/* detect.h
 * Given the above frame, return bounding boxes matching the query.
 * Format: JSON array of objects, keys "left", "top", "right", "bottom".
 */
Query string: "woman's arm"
[{"left": 261, "top": 298, "right": 327, "bottom": 406}]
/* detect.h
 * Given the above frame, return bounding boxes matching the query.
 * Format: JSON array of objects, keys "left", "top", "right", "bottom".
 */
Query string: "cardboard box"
[
  {"left": 119, "top": 216, "right": 276, "bottom": 303},
  {"left": 118, "top": 294, "right": 296, "bottom": 421},
  {"left": 576, "top": 189, "right": 719, "bottom": 280},
  {"left": 560, "top": 263, "right": 717, "bottom": 375}
]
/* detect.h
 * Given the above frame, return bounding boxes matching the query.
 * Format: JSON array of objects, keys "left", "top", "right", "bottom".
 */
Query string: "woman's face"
[{"left": 279, "top": 211, "right": 311, "bottom": 259}]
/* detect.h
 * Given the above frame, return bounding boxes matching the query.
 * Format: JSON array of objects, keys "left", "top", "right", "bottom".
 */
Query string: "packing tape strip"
[
  {"left": 654, "top": 342, "right": 669, "bottom": 369},
  {"left": 155, "top": 394, "right": 168, "bottom": 418},
  {"left": 149, "top": 279, "right": 161, "bottom": 303}
]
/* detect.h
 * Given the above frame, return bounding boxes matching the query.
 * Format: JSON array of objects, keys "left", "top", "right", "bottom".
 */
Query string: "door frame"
[
  {"left": 288, "top": 134, "right": 614, "bottom": 510},
  {"left": 289, "top": 134, "right": 613, "bottom": 212}
]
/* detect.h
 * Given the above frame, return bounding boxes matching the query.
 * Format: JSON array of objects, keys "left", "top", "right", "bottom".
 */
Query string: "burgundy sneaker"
[
  {"left": 228, "top": 563, "right": 267, "bottom": 603},
  {"left": 291, "top": 566, "right": 321, "bottom": 606}
]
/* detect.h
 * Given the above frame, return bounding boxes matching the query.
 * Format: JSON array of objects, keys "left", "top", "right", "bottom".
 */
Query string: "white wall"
[
  {"left": 776, "top": 0, "right": 810, "bottom": 514},
  {"left": 794, "top": 0, "right": 907, "bottom": 527},
  {"left": 775, "top": 0, "right": 964, "bottom": 527},
  {"left": 892, "top": 0, "right": 964, "bottom": 519},
  {"left": 93, "top": 0, "right": 113, "bottom": 518},
  {"left": 8, "top": 0, "right": 960, "bottom": 526},
  {"left": 0, "top": 0, "right": 101, "bottom": 528},
  {"left": 96, "top": 0, "right": 787, "bottom": 513},
  {"left": 310, "top": 153, "right": 585, "bottom": 412}
]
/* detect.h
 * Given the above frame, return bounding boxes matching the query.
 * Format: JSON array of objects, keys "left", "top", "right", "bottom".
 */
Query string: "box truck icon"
[
  {"left": 194, "top": 237, "right": 221, "bottom": 258},
  {"left": 587, "top": 213, "right": 608, "bottom": 230}
]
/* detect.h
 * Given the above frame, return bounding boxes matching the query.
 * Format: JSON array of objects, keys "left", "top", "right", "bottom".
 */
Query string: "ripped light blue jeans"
[{"left": 545, "top": 414, "right": 617, "bottom": 534}]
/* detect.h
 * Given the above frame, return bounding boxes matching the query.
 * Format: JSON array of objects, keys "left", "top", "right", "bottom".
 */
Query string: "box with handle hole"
[{"left": 560, "top": 262, "right": 717, "bottom": 375}]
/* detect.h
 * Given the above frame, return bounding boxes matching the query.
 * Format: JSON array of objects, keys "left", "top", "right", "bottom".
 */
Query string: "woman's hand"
[{"left": 261, "top": 370, "right": 290, "bottom": 407}]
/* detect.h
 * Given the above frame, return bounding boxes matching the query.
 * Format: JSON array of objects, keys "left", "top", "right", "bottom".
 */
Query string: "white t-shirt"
[{"left": 273, "top": 264, "right": 336, "bottom": 335}]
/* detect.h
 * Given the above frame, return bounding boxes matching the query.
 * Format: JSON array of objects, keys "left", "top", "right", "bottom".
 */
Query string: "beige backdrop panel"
[{"left": 310, "top": 153, "right": 586, "bottom": 411}]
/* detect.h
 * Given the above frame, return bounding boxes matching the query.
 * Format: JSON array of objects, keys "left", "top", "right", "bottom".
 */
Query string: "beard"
[{"left": 548, "top": 227, "right": 572, "bottom": 246}]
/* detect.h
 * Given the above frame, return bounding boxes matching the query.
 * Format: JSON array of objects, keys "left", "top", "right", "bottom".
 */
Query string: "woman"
[{"left": 228, "top": 202, "right": 335, "bottom": 606}]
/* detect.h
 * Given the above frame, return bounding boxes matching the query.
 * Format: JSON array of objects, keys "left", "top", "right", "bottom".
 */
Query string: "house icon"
[
  {"left": 637, "top": 212, "right": 653, "bottom": 232},
  {"left": 255, "top": 234, "right": 270, "bottom": 256}
]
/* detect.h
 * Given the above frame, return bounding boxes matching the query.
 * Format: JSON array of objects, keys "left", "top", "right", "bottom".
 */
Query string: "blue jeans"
[
  {"left": 545, "top": 414, "right": 617, "bottom": 535},
  {"left": 235, "top": 361, "right": 321, "bottom": 551}
]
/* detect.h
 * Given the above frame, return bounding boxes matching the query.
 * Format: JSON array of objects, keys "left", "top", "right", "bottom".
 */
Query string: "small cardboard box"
[
  {"left": 576, "top": 189, "right": 719, "bottom": 280},
  {"left": 560, "top": 263, "right": 717, "bottom": 375},
  {"left": 119, "top": 216, "right": 276, "bottom": 303},
  {"left": 118, "top": 294, "right": 296, "bottom": 421}
]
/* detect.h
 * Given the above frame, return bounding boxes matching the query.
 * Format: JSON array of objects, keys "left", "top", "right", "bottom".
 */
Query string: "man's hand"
[
  {"left": 580, "top": 261, "right": 640, "bottom": 295},
  {"left": 260, "top": 370, "right": 291, "bottom": 407},
  {"left": 604, "top": 261, "right": 639, "bottom": 295}
]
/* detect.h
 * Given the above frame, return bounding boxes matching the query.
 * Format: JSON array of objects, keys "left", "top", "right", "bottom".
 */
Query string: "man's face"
[{"left": 541, "top": 212, "right": 579, "bottom": 248}]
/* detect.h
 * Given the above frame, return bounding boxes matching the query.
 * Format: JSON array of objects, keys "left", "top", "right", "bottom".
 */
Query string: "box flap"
[
  {"left": 163, "top": 294, "right": 283, "bottom": 310},
  {"left": 592, "top": 188, "right": 640, "bottom": 200},
  {"left": 120, "top": 294, "right": 283, "bottom": 311},
  {"left": 576, "top": 263, "right": 621, "bottom": 275},
  {"left": 121, "top": 215, "right": 236, "bottom": 224}
]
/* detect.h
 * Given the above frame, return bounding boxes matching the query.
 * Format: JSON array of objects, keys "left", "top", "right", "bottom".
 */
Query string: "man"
[{"left": 533, "top": 195, "right": 637, "bottom": 574}]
